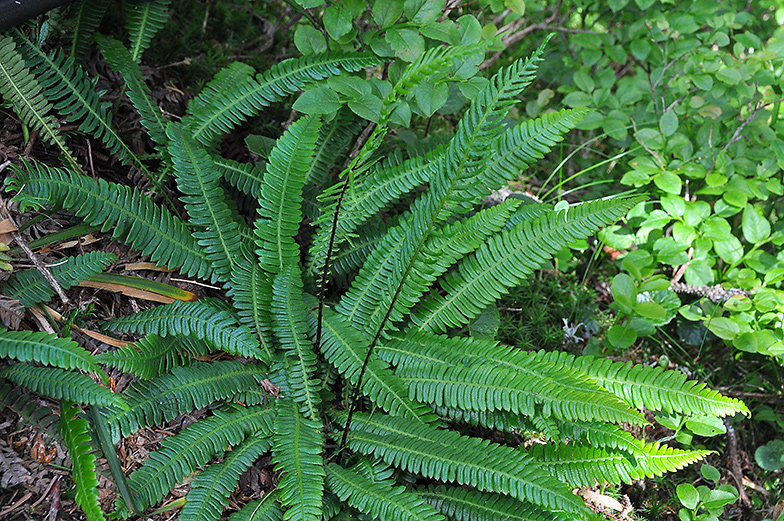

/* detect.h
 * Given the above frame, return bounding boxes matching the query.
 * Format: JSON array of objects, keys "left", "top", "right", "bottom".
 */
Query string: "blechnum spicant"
[{"left": 0, "top": 11, "right": 749, "bottom": 521}]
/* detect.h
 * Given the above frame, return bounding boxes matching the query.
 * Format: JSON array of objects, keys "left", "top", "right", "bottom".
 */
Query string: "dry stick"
[
  {"left": 723, "top": 417, "right": 752, "bottom": 508},
  {"left": 724, "top": 96, "right": 784, "bottom": 150},
  {"left": 0, "top": 197, "right": 69, "bottom": 306}
]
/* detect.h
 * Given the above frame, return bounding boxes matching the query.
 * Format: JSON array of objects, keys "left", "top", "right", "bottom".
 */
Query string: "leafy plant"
[
  {"left": 0, "top": 2, "right": 752, "bottom": 521},
  {"left": 676, "top": 464, "right": 739, "bottom": 521}
]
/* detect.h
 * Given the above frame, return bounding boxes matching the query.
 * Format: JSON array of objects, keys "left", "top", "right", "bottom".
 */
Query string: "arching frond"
[
  {"left": 67, "top": 0, "right": 110, "bottom": 61},
  {"left": 116, "top": 405, "right": 274, "bottom": 516},
  {"left": 96, "top": 35, "right": 168, "bottom": 146},
  {"left": 11, "top": 161, "right": 211, "bottom": 280},
  {"left": 214, "top": 155, "right": 265, "bottom": 200},
  {"left": 255, "top": 115, "right": 321, "bottom": 274},
  {"left": 326, "top": 463, "right": 444, "bottom": 521},
  {"left": 0, "top": 329, "right": 98, "bottom": 372},
  {"left": 95, "top": 334, "right": 207, "bottom": 379},
  {"left": 185, "top": 53, "right": 381, "bottom": 144},
  {"left": 186, "top": 61, "right": 255, "bottom": 119},
  {"left": 273, "top": 395, "right": 325, "bottom": 521},
  {"left": 124, "top": 0, "right": 171, "bottom": 63},
  {"left": 2, "top": 251, "right": 116, "bottom": 308},
  {"left": 0, "top": 36, "right": 78, "bottom": 169},
  {"left": 59, "top": 401, "right": 105, "bottom": 521},
  {"left": 228, "top": 490, "right": 282, "bottom": 521},
  {"left": 103, "top": 360, "right": 266, "bottom": 442},
  {"left": 272, "top": 266, "right": 321, "bottom": 419},
  {"left": 418, "top": 485, "right": 559, "bottom": 521},
  {"left": 104, "top": 300, "right": 265, "bottom": 360},
  {"left": 0, "top": 381, "right": 60, "bottom": 438},
  {"left": 412, "top": 195, "right": 646, "bottom": 332},
  {"left": 227, "top": 248, "right": 274, "bottom": 356},
  {"left": 334, "top": 411, "right": 588, "bottom": 517},
  {"left": 181, "top": 436, "right": 271, "bottom": 521},
  {"left": 528, "top": 441, "right": 711, "bottom": 488},
  {"left": 535, "top": 350, "right": 750, "bottom": 418},
  {"left": 168, "top": 122, "right": 243, "bottom": 283},
  {"left": 0, "top": 364, "right": 125, "bottom": 409}
]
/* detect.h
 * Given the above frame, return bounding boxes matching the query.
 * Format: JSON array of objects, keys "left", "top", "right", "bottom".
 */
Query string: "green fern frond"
[
  {"left": 104, "top": 360, "right": 267, "bottom": 442},
  {"left": 536, "top": 350, "right": 750, "bottom": 417},
  {"left": 0, "top": 364, "right": 126, "bottom": 409},
  {"left": 0, "top": 329, "right": 98, "bottom": 372},
  {"left": 0, "top": 381, "right": 60, "bottom": 437},
  {"left": 554, "top": 420, "right": 648, "bottom": 455},
  {"left": 334, "top": 411, "right": 588, "bottom": 517},
  {"left": 67, "top": 0, "right": 110, "bottom": 61},
  {"left": 118, "top": 405, "right": 274, "bottom": 516},
  {"left": 181, "top": 436, "right": 271, "bottom": 521},
  {"left": 312, "top": 305, "right": 436, "bottom": 423},
  {"left": 214, "top": 155, "right": 265, "bottom": 200},
  {"left": 528, "top": 441, "right": 711, "bottom": 488},
  {"left": 94, "top": 334, "right": 204, "bottom": 379},
  {"left": 167, "top": 123, "right": 243, "bottom": 283},
  {"left": 418, "top": 485, "right": 558, "bottom": 521},
  {"left": 255, "top": 115, "right": 321, "bottom": 274},
  {"left": 272, "top": 266, "right": 321, "bottom": 419},
  {"left": 105, "top": 300, "right": 266, "bottom": 360},
  {"left": 0, "top": 36, "right": 78, "bottom": 169},
  {"left": 2, "top": 251, "right": 116, "bottom": 308},
  {"left": 434, "top": 406, "right": 531, "bottom": 434},
  {"left": 184, "top": 53, "right": 381, "bottom": 144},
  {"left": 96, "top": 35, "right": 168, "bottom": 145},
  {"left": 326, "top": 462, "right": 444, "bottom": 521},
  {"left": 12, "top": 161, "right": 211, "bottom": 279},
  {"left": 186, "top": 61, "right": 255, "bottom": 119},
  {"left": 328, "top": 223, "right": 385, "bottom": 280},
  {"left": 124, "top": 0, "right": 171, "bottom": 63},
  {"left": 59, "top": 401, "right": 105, "bottom": 521},
  {"left": 228, "top": 489, "right": 282, "bottom": 521},
  {"left": 379, "top": 330, "right": 645, "bottom": 425},
  {"left": 412, "top": 195, "right": 646, "bottom": 332},
  {"left": 14, "top": 31, "right": 150, "bottom": 175},
  {"left": 227, "top": 249, "right": 274, "bottom": 356},
  {"left": 273, "top": 395, "right": 325, "bottom": 521}
]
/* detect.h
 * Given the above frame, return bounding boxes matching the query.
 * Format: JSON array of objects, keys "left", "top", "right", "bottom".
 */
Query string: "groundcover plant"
[{"left": 0, "top": 1, "right": 749, "bottom": 520}]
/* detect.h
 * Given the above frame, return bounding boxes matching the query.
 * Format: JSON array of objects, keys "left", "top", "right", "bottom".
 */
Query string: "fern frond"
[
  {"left": 227, "top": 249, "right": 274, "bottom": 357},
  {"left": 96, "top": 35, "right": 168, "bottom": 145},
  {"left": 104, "top": 360, "right": 267, "bottom": 442},
  {"left": 185, "top": 53, "right": 381, "bottom": 144},
  {"left": 105, "top": 300, "right": 266, "bottom": 360},
  {"left": 313, "top": 305, "right": 436, "bottom": 422},
  {"left": 0, "top": 329, "right": 98, "bottom": 372},
  {"left": 167, "top": 123, "right": 243, "bottom": 283},
  {"left": 379, "top": 330, "right": 646, "bottom": 425},
  {"left": 186, "top": 61, "right": 255, "bottom": 119},
  {"left": 0, "top": 381, "right": 60, "bottom": 437},
  {"left": 434, "top": 406, "right": 531, "bottom": 434},
  {"left": 0, "top": 36, "right": 78, "bottom": 169},
  {"left": 273, "top": 395, "right": 325, "bottom": 521},
  {"left": 94, "top": 334, "right": 201, "bottom": 379},
  {"left": 272, "top": 266, "right": 321, "bottom": 419},
  {"left": 124, "top": 0, "right": 171, "bottom": 63},
  {"left": 229, "top": 489, "right": 282, "bottom": 521},
  {"left": 181, "top": 436, "right": 271, "bottom": 521},
  {"left": 328, "top": 223, "right": 385, "bottom": 280},
  {"left": 528, "top": 441, "right": 711, "bottom": 488},
  {"left": 59, "top": 401, "right": 105, "bottom": 521},
  {"left": 536, "top": 350, "right": 750, "bottom": 417},
  {"left": 334, "top": 411, "right": 588, "bottom": 516},
  {"left": 412, "top": 195, "right": 646, "bottom": 332},
  {"left": 118, "top": 405, "right": 274, "bottom": 516},
  {"left": 214, "top": 155, "right": 265, "bottom": 199},
  {"left": 326, "top": 463, "right": 444, "bottom": 521},
  {"left": 2, "top": 251, "right": 116, "bottom": 308},
  {"left": 12, "top": 161, "right": 211, "bottom": 279},
  {"left": 255, "top": 115, "right": 321, "bottom": 274},
  {"left": 0, "top": 364, "right": 125, "bottom": 409},
  {"left": 418, "top": 485, "right": 559, "bottom": 521},
  {"left": 554, "top": 420, "right": 648, "bottom": 455},
  {"left": 14, "top": 31, "right": 150, "bottom": 175},
  {"left": 67, "top": 0, "right": 110, "bottom": 61}
]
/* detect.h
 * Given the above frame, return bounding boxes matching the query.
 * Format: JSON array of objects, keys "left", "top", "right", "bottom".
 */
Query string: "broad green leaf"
[
  {"left": 706, "top": 317, "right": 739, "bottom": 340},
  {"left": 293, "top": 88, "right": 342, "bottom": 115},
  {"left": 714, "top": 237, "right": 744, "bottom": 265},
  {"left": 348, "top": 94, "right": 383, "bottom": 122},
  {"left": 373, "top": 0, "right": 404, "bottom": 28},
  {"left": 611, "top": 273, "right": 636, "bottom": 310},
  {"left": 654, "top": 171, "right": 682, "bottom": 194},
  {"left": 404, "top": 0, "right": 444, "bottom": 24},
  {"left": 415, "top": 80, "right": 449, "bottom": 116},
  {"left": 634, "top": 301, "right": 666, "bottom": 320},
  {"left": 755, "top": 439, "right": 784, "bottom": 471},
  {"left": 677, "top": 483, "right": 699, "bottom": 510},
  {"left": 660, "top": 110, "right": 678, "bottom": 136},
  {"left": 715, "top": 67, "right": 741, "bottom": 84},
  {"left": 294, "top": 25, "right": 327, "bottom": 55},
  {"left": 386, "top": 27, "right": 424, "bottom": 62},
  {"left": 742, "top": 204, "right": 770, "bottom": 244},
  {"left": 608, "top": 324, "right": 637, "bottom": 348}
]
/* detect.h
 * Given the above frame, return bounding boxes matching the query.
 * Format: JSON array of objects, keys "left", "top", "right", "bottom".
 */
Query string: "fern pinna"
[{"left": 1, "top": 16, "right": 749, "bottom": 521}]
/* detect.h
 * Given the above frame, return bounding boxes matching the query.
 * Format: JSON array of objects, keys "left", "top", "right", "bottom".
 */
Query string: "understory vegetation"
[{"left": 0, "top": 1, "right": 781, "bottom": 520}]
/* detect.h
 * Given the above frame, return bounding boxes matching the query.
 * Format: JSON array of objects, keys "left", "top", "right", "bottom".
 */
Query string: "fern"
[
  {"left": 67, "top": 0, "right": 110, "bottom": 61},
  {"left": 0, "top": 329, "right": 99, "bottom": 372},
  {"left": 229, "top": 489, "right": 283, "bottom": 521},
  {"left": 418, "top": 485, "right": 558, "bottom": 521},
  {"left": 104, "top": 300, "right": 266, "bottom": 360},
  {"left": 0, "top": 364, "right": 126, "bottom": 409},
  {"left": 227, "top": 249, "right": 275, "bottom": 356},
  {"left": 124, "top": 0, "right": 171, "bottom": 63},
  {"left": 116, "top": 404, "right": 274, "bottom": 516},
  {"left": 0, "top": 381, "right": 60, "bottom": 437},
  {"left": 59, "top": 401, "right": 105, "bottom": 521},
  {"left": 94, "top": 333, "right": 208, "bottom": 379},
  {"left": 214, "top": 155, "right": 265, "bottom": 200},
  {"left": 181, "top": 436, "right": 272, "bottom": 521},
  {"left": 2, "top": 251, "right": 116, "bottom": 307}
]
